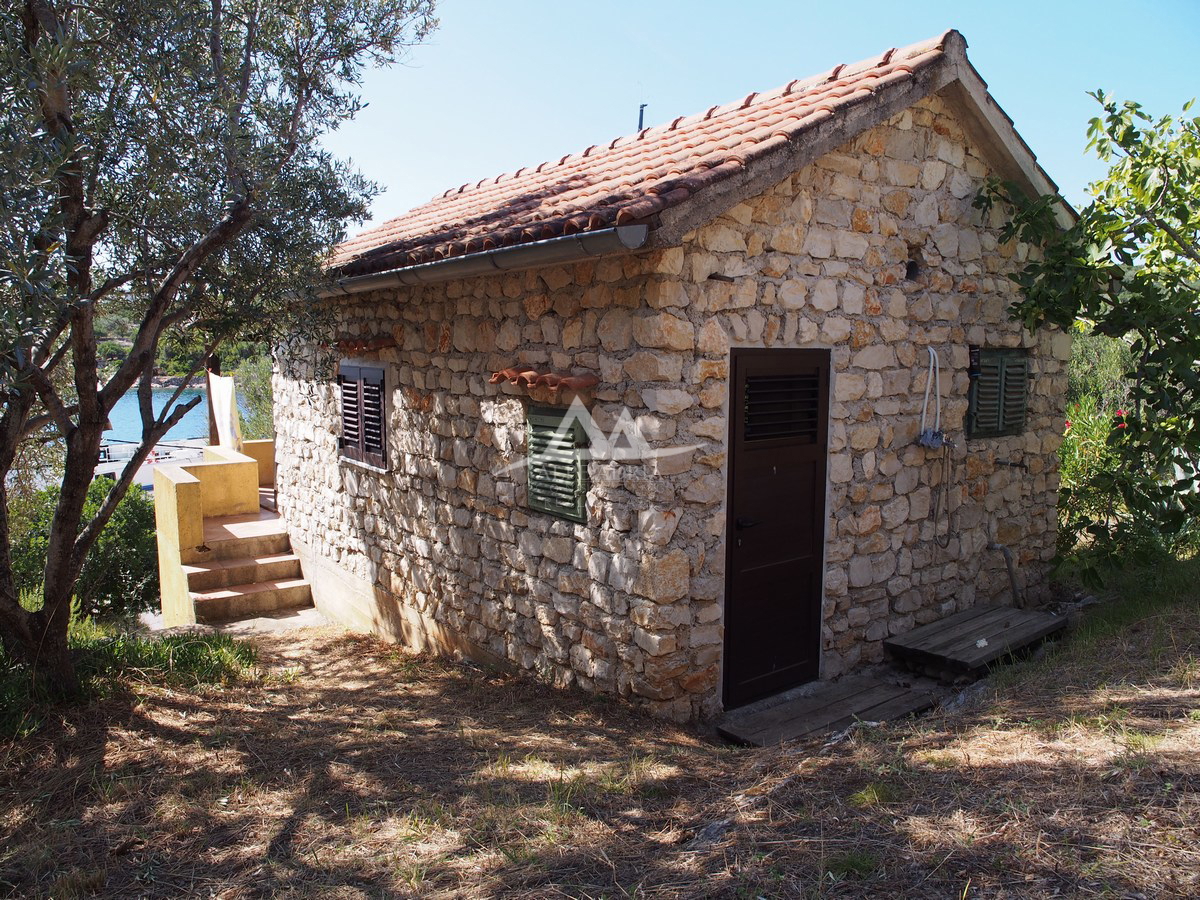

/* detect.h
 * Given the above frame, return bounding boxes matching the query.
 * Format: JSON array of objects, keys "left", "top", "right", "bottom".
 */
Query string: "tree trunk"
[
  {"left": 31, "top": 396, "right": 106, "bottom": 684},
  {"left": 30, "top": 605, "right": 81, "bottom": 698}
]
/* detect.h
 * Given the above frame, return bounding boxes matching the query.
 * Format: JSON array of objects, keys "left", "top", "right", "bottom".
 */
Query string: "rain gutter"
[{"left": 318, "top": 224, "right": 650, "bottom": 297}]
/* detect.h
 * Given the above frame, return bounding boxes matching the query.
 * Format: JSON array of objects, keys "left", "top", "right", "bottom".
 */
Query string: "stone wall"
[{"left": 274, "top": 94, "right": 1067, "bottom": 721}]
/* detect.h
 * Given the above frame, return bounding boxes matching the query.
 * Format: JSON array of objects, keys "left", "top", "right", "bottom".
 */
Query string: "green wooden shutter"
[
  {"left": 968, "top": 349, "right": 1028, "bottom": 439},
  {"left": 527, "top": 407, "right": 588, "bottom": 523},
  {"left": 339, "top": 364, "right": 363, "bottom": 461},
  {"left": 999, "top": 354, "right": 1029, "bottom": 435}
]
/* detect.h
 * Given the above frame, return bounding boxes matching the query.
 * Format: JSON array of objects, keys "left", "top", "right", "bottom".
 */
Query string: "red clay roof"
[{"left": 330, "top": 32, "right": 955, "bottom": 277}]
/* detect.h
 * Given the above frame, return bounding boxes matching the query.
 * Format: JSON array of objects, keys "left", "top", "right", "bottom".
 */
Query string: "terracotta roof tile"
[{"left": 329, "top": 33, "right": 956, "bottom": 276}]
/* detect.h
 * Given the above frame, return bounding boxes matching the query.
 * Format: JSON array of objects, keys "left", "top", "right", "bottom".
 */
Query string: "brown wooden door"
[{"left": 724, "top": 348, "right": 830, "bottom": 709}]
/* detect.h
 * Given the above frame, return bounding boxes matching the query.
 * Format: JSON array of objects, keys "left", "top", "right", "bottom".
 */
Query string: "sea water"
[{"left": 105, "top": 388, "right": 211, "bottom": 446}]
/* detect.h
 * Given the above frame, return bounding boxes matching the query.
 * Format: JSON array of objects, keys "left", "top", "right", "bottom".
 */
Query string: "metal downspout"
[{"left": 988, "top": 541, "right": 1024, "bottom": 609}]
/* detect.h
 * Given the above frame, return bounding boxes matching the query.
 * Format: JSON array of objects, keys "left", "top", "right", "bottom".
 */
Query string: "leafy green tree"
[
  {"left": 979, "top": 93, "right": 1200, "bottom": 576},
  {"left": 0, "top": 0, "right": 436, "bottom": 694}
]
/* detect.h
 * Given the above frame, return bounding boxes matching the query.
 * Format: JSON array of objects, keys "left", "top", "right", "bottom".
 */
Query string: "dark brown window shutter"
[
  {"left": 339, "top": 364, "right": 363, "bottom": 461},
  {"left": 361, "top": 367, "right": 386, "bottom": 468}
]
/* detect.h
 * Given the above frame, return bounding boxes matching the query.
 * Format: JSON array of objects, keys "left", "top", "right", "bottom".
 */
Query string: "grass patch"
[
  {"left": 73, "top": 624, "right": 256, "bottom": 686},
  {"left": 848, "top": 781, "right": 903, "bottom": 808},
  {"left": 0, "top": 615, "right": 255, "bottom": 738},
  {"left": 825, "top": 849, "right": 879, "bottom": 878},
  {"left": 990, "top": 554, "right": 1200, "bottom": 695}
]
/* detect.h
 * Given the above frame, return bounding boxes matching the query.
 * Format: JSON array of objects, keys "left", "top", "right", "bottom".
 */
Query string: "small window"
[
  {"left": 526, "top": 406, "right": 589, "bottom": 523},
  {"left": 339, "top": 364, "right": 386, "bottom": 468},
  {"left": 967, "top": 348, "right": 1028, "bottom": 439}
]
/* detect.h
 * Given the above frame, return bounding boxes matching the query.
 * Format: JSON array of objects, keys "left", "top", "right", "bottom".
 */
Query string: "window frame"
[
  {"left": 966, "top": 347, "right": 1029, "bottom": 440},
  {"left": 525, "top": 405, "right": 589, "bottom": 524},
  {"left": 338, "top": 363, "right": 387, "bottom": 469}
]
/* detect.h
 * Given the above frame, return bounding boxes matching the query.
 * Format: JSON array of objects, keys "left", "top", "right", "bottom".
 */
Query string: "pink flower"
[
  {"left": 1117, "top": 422, "right": 1127, "bottom": 429},
  {"left": 1116, "top": 409, "right": 1126, "bottom": 417},
  {"left": 1065, "top": 420, "right": 1072, "bottom": 430}
]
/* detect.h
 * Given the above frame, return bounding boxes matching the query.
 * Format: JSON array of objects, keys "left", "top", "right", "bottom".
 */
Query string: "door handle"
[{"left": 736, "top": 516, "right": 762, "bottom": 530}]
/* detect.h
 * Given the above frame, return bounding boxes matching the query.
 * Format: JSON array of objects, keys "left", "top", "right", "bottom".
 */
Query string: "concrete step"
[
  {"left": 192, "top": 578, "right": 313, "bottom": 623},
  {"left": 201, "top": 511, "right": 291, "bottom": 561},
  {"left": 183, "top": 553, "right": 302, "bottom": 592},
  {"left": 202, "top": 532, "right": 291, "bottom": 561}
]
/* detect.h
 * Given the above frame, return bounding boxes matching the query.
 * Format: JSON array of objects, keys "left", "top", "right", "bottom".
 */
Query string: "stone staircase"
[{"left": 182, "top": 509, "right": 312, "bottom": 623}]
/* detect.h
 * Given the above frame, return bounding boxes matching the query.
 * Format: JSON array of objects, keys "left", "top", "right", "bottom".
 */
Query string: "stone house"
[{"left": 273, "top": 30, "right": 1071, "bottom": 721}]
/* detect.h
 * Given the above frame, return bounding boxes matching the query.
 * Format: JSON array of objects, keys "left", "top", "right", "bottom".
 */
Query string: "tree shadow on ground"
[{"left": 1, "top": 618, "right": 1198, "bottom": 898}]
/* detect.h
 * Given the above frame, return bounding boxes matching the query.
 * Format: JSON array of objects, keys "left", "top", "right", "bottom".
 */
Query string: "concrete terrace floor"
[{"left": 138, "top": 604, "right": 332, "bottom": 637}]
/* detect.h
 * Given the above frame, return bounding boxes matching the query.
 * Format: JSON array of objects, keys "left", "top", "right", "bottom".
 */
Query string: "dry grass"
[{"left": 2, "top": 560, "right": 1199, "bottom": 898}]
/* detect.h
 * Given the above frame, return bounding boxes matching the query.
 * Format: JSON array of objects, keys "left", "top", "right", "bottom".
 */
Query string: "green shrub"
[
  {"left": 1059, "top": 395, "right": 1123, "bottom": 550},
  {"left": 1058, "top": 395, "right": 1196, "bottom": 579},
  {"left": 95, "top": 339, "right": 127, "bottom": 362},
  {"left": 1067, "top": 329, "right": 1134, "bottom": 409},
  {"left": 10, "top": 479, "right": 159, "bottom": 619}
]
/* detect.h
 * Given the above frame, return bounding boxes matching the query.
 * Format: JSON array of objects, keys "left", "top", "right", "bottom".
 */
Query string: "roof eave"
[{"left": 318, "top": 224, "right": 650, "bottom": 297}]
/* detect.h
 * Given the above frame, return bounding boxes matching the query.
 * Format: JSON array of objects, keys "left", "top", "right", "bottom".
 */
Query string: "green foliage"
[
  {"left": 1, "top": 0, "right": 440, "bottom": 382},
  {"left": 977, "top": 92, "right": 1200, "bottom": 579},
  {"left": 1067, "top": 327, "right": 1133, "bottom": 408},
  {"left": 1055, "top": 395, "right": 1177, "bottom": 565},
  {"left": 236, "top": 353, "right": 276, "bottom": 439},
  {"left": 11, "top": 479, "right": 158, "bottom": 619},
  {"left": 0, "top": 607, "right": 256, "bottom": 738}
]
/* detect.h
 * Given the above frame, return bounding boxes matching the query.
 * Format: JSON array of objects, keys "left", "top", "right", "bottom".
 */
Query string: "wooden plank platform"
[
  {"left": 717, "top": 675, "right": 937, "bottom": 747},
  {"left": 884, "top": 604, "right": 1067, "bottom": 674}
]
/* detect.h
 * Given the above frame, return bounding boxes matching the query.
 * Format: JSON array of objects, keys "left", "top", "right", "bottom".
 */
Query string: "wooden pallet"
[
  {"left": 717, "top": 675, "right": 937, "bottom": 747},
  {"left": 884, "top": 604, "right": 1067, "bottom": 675}
]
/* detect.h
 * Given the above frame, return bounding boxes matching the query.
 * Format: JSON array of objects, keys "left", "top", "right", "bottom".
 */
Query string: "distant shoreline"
[{"left": 151, "top": 375, "right": 199, "bottom": 390}]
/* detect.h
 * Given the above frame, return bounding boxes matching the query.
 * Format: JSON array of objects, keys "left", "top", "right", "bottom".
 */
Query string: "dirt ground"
[{"left": 2, "top": 593, "right": 1199, "bottom": 898}]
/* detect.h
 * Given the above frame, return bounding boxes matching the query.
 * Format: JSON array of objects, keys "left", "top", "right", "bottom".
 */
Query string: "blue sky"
[{"left": 322, "top": 0, "right": 1199, "bottom": 228}]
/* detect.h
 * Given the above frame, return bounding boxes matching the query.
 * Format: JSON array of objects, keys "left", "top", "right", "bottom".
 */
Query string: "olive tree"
[{"left": 0, "top": 0, "right": 435, "bottom": 694}]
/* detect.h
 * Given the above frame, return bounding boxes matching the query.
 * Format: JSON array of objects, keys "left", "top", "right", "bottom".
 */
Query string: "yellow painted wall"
[
  {"left": 186, "top": 447, "right": 259, "bottom": 517},
  {"left": 241, "top": 439, "right": 276, "bottom": 487},
  {"left": 153, "top": 465, "right": 201, "bottom": 626}
]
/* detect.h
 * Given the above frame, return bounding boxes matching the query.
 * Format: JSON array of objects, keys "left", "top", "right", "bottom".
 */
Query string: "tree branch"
[
  {"left": 86, "top": 264, "right": 162, "bottom": 305},
  {"left": 235, "top": 1, "right": 258, "bottom": 119},
  {"left": 1144, "top": 212, "right": 1200, "bottom": 267},
  {"left": 210, "top": 0, "right": 225, "bottom": 99},
  {"left": 73, "top": 394, "right": 202, "bottom": 563},
  {"left": 98, "top": 195, "right": 254, "bottom": 412},
  {"left": 25, "top": 366, "right": 74, "bottom": 438}
]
